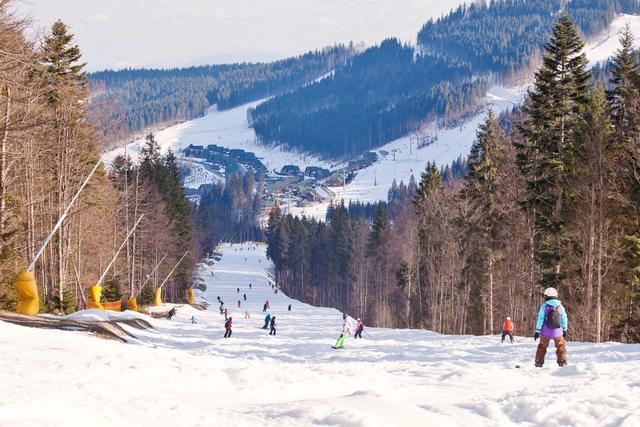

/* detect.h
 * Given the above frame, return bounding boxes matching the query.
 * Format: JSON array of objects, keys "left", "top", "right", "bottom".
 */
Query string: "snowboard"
[{"left": 331, "top": 346, "right": 344, "bottom": 349}]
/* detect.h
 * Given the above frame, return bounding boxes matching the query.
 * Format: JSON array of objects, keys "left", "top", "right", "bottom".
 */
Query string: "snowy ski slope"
[{"left": 1, "top": 242, "right": 640, "bottom": 426}]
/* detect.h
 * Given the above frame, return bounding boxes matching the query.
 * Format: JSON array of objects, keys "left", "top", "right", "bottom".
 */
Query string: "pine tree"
[
  {"left": 607, "top": 22, "right": 640, "bottom": 142},
  {"left": 413, "top": 161, "right": 442, "bottom": 208},
  {"left": 518, "top": 13, "right": 591, "bottom": 289},
  {"left": 140, "top": 132, "right": 161, "bottom": 179},
  {"left": 463, "top": 111, "right": 505, "bottom": 333}
]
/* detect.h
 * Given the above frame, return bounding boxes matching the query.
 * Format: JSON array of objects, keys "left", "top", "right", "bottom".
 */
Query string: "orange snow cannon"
[
  {"left": 15, "top": 271, "right": 39, "bottom": 315},
  {"left": 127, "top": 297, "right": 138, "bottom": 311},
  {"left": 187, "top": 288, "right": 195, "bottom": 305},
  {"left": 154, "top": 288, "right": 162, "bottom": 306}
]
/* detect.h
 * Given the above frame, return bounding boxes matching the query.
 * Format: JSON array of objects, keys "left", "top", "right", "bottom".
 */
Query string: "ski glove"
[{"left": 534, "top": 332, "right": 539, "bottom": 341}]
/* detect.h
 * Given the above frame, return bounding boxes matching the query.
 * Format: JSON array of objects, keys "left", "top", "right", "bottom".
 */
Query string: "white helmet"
[
  {"left": 544, "top": 287, "right": 558, "bottom": 298},
  {"left": 506, "top": 316, "right": 511, "bottom": 320}
]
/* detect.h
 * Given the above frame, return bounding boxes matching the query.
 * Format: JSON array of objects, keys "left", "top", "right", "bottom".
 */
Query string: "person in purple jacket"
[{"left": 534, "top": 287, "right": 568, "bottom": 367}]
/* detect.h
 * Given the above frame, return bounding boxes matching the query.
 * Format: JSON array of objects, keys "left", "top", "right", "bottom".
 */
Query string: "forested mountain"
[
  {"left": 418, "top": 0, "right": 640, "bottom": 77},
  {"left": 266, "top": 17, "right": 640, "bottom": 343},
  {"left": 89, "top": 45, "right": 355, "bottom": 139},
  {"left": 251, "top": 0, "right": 640, "bottom": 159},
  {"left": 250, "top": 39, "right": 488, "bottom": 158}
]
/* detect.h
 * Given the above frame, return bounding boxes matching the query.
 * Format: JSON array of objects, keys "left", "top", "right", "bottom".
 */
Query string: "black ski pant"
[
  {"left": 224, "top": 329, "right": 232, "bottom": 338},
  {"left": 270, "top": 327, "right": 276, "bottom": 335},
  {"left": 501, "top": 331, "right": 513, "bottom": 342},
  {"left": 354, "top": 329, "right": 363, "bottom": 338}
]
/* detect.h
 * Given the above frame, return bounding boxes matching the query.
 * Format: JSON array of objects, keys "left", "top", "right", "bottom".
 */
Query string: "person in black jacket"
[{"left": 269, "top": 316, "right": 276, "bottom": 335}]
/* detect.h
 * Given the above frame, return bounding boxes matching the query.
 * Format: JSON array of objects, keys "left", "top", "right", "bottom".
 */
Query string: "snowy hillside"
[
  {"left": 586, "top": 14, "right": 640, "bottom": 66},
  {"left": 2, "top": 242, "right": 640, "bottom": 426}
]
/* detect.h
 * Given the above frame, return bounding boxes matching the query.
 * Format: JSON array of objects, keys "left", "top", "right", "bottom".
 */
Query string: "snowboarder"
[
  {"left": 237, "top": 288, "right": 240, "bottom": 293},
  {"left": 354, "top": 318, "right": 364, "bottom": 339},
  {"left": 265, "top": 299, "right": 270, "bottom": 309},
  {"left": 166, "top": 307, "right": 177, "bottom": 320},
  {"left": 333, "top": 314, "right": 352, "bottom": 349},
  {"left": 262, "top": 303, "right": 268, "bottom": 313},
  {"left": 263, "top": 313, "right": 271, "bottom": 329},
  {"left": 502, "top": 316, "right": 514, "bottom": 343},
  {"left": 534, "top": 287, "right": 569, "bottom": 367},
  {"left": 249, "top": 283, "right": 252, "bottom": 289},
  {"left": 288, "top": 304, "right": 291, "bottom": 312},
  {"left": 269, "top": 316, "right": 276, "bottom": 335},
  {"left": 243, "top": 293, "right": 247, "bottom": 301},
  {"left": 191, "top": 315, "right": 197, "bottom": 324},
  {"left": 224, "top": 317, "right": 232, "bottom": 338}
]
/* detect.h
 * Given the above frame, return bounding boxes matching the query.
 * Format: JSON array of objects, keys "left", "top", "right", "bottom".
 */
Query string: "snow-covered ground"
[
  {"left": 289, "top": 85, "right": 525, "bottom": 219},
  {"left": 586, "top": 14, "right": 640, "bottom": 67},
  {"left": 2, "top": 242, "right": 640, "bottom": 426},
  {"left": 104, "top": 101, "right": 333, "bottom": 177},
  {"left": 180, "top": 157, "right": 224, "bottom": 190}
]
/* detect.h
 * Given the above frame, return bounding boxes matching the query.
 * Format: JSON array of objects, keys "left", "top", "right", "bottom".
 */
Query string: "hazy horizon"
[{"left": 13, "top": 0, "right": 465, "bottom": 71}]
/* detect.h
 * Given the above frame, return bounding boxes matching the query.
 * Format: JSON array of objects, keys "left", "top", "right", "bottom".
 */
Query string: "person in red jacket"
[
  {"left": 501, "top": 316, "right": 514, "bottom": 343},
  {"left": 224, "top": 317, "right": 232, "bottom": 338}
]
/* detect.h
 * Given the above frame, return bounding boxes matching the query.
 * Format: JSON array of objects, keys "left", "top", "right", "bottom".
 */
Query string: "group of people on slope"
[
  {"left": 499, "top": 287, "right": 568, "bottom": 367},
  {"left": 334, "top": 313, "right": 365, "bottom": 349}
]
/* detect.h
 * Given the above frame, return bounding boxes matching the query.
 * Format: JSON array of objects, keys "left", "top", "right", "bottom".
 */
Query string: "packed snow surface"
[
  {"left": 104, "top": 101, "right": 333, "bottom": 176},
  {"left": 2, "top": 242, "right": 640, "bottom": 426},
  {"left": 585, "top": 14, "right": 640, "bottom": 67}
]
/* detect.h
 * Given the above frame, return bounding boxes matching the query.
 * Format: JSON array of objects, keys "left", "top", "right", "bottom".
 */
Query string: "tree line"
[
  {"left": 89, "top": 45, "right": 356, "bottom": 140},
  {"left": 418, "top": 0, "right": 640, "bottom": 80},
  {"left": 266, "top": 16, "right": 640, "bottom": 343},
  {"left": 250, "top": 38, "right": 489, "bottom": 159},
  {"left": 0, "top": 3, "right": 196, "bottom": 312}
]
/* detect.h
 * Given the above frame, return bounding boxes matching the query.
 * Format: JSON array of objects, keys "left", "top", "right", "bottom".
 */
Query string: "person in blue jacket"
[{"left": 534, "top": 287, "right": 568, "bottom": 367}]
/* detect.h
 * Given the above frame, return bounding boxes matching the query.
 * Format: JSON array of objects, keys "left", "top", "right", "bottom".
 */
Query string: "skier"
[
  {"left": 237, "top": 300, "right": 241, "bottom": 308},
  {"left": 244, "top": 310, "right": 250, "bottom": 319},
  {"left": 237, "top": 288, "right": 240, "bottom": 293},
  {"left": 269, "top": 316, "right": 277, "bottom": 335},
  {"left": 166, "top": 307, "right": 177, "bottom": 320},
  {"left": 224, "top": 317, "right": 232, "bottom": 338},
  {"left": 501, "top": 316, "right": 514, "bottom": 343},
  {"left": 274, "top": 288, "right": 278, "bottom": 294},
  {"left": 243, "top": 293, "right": 247, "bottom": 301},
  {"left": 534, "top": 287, "right": 569, "bottom": 367},
  {"left": 263, "top": 313, "right": 271, "bottom": 329},
  {"left": 288, "top": 304, "right": 292, "bottom": 312},
  {"left": 249, "top": 283, "right": 252, "bottom": 289},
  {"left": 265, "top": 299, "right": 270, "bottom": 309},
  {"left": 217, "top": 296, "right": 223, "bottom": 304},
  {"left": 354, "top": 318, "right": 364, "bottom": 339},
  {"left": 191, "top": 315, "right": 197, "bottom": 324},
  {"left": 262, "top": 303, "right": 268, "bottom": 313}
]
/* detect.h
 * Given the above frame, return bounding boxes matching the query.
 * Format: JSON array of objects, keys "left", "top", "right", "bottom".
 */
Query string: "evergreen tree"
[
  {"left": 414, "top": 161, "right": 442, "bottom": 208},
  {"left": 607, "top": 23, "right": 640, "bottom": 142},
  {"left": 518, "top": 13, "right": 591, "bottom": 289},
  {"left": 463, "top": 110, "right": 505, "bottom": 334}
]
